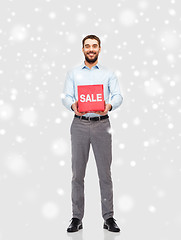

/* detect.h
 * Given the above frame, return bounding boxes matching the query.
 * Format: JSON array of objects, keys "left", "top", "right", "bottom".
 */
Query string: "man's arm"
[
  {"left": 108, "top": 71, "right": 123, "bottom": 111},
  {"left": 61, "top": 71, "right": 75, "bottom": 112},
  {"left": 61, "top": 71, "right": 86, "bottom": 116},
  {"left": 94, "top": 72, "right": 123, "bottom": 115}
]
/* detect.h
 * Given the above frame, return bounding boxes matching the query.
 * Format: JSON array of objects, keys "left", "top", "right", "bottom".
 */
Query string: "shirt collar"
[{"left": 81, "top": 62, "right": 101, "bottom": 70}]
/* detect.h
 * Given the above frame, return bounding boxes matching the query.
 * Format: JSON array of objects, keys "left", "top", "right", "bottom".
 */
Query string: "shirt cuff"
[
  {"left": 71, "top": 105, "right": 74, "bottom": 111},
  {"left": 109, "top": 104, "right": 112, "bottom": 111}
]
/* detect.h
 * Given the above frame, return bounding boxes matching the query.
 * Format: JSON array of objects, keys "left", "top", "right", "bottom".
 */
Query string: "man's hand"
[
  {"left": 94, "top": 101, "right": 112, "bottom": 116},
  {"left": 71, "top": 101, "right": 87, "bottom": 116}
]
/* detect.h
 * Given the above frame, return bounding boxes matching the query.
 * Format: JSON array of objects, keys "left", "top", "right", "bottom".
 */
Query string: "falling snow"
[{"left": 0, "top": 0, "right": 181, "bottom": 239}]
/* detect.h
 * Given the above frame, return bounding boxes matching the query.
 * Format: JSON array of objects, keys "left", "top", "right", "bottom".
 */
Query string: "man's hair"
[{"left": 82, "top": 35, "right": 101, "bottom": 48}]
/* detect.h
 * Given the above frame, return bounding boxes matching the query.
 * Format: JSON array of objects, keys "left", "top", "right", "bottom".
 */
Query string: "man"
[{"left": 62, "top": 35, "right": 123, "bottom": 233}]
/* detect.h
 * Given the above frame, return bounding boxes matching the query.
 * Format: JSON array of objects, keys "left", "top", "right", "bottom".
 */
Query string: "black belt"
[{"left": 74, "top": 114, "right": 109, "bottom": 121}]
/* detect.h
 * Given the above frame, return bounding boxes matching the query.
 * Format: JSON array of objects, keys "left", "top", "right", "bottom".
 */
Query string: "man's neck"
[{"left": 84, "top": 60, "right": 98, "bottom": 69}]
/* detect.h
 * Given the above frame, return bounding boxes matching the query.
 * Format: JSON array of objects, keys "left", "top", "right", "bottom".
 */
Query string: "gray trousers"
[{"left": 70, "top": 115, "right": 114, "bottom": 221}]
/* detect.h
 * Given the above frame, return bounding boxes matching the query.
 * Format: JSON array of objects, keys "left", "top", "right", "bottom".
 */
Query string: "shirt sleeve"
[
  {"left": 61, "top": 71, "right": 75, "bottom": 112},
  {"left": 108, "top": 72, "right": 123, "bottom": 111}
]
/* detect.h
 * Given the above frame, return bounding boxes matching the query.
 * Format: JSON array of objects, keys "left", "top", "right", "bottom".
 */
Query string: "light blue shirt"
[{"left": 61, "top": 62, "right": 123, "bottom": 117}]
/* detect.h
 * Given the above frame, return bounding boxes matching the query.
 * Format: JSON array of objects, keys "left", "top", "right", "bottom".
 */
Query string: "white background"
[{"left": 0, "top": 0, "right": 181, "bottom": 239}]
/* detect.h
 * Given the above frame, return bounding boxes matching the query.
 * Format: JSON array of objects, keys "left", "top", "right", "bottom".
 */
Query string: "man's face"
[{"left": 82, "top": 39, "right": 101, "bottom": 63}]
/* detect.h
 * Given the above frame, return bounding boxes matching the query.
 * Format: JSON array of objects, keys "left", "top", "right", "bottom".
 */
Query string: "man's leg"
[
  {"left": 90, "top": 118, "right": 114, "bottom": 220},
  {"left": 70, "top": 117, "right": 91, "bottom": 220}
]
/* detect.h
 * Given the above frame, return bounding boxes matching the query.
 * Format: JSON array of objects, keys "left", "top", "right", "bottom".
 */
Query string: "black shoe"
[
  {"left": 103, "top": 217, "right": 120, "bottom": 232},
  {"left": 67, "top": 218, "right": 83, "bottom": 232}
]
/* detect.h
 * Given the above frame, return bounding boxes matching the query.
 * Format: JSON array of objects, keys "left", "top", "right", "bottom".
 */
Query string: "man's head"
[{"left": 82, "top": 35, "right": 101, "bottom": 64}]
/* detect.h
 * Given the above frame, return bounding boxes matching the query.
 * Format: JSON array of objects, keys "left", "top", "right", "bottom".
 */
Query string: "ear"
[{"left": 99, "top": 47, "right": 101, "bottom": 53}]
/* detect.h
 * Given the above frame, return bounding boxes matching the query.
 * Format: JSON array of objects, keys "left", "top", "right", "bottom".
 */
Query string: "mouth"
[{"left": 88, "top": 53, "right": 96, "bottom": 57}]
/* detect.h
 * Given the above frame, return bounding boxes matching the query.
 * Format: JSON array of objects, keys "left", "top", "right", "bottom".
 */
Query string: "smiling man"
[
  {"left": 84, "top": 39, "right": 99, "bottom": 63},
  {"left": 62, "top": 35, "right": 123, "bottom": 233}
]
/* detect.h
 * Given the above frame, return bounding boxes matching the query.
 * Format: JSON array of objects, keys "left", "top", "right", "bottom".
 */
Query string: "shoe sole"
[{"left": 67, "top": 224, "right": 83, "bottom": 233}]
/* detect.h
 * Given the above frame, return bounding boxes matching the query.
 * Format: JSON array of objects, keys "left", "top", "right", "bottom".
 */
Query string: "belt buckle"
[
  {"left": 98, "top": 116, "right": 101, "bottom": 121},
  {"left": 88, "top": 116, "right": 91, "bottom": 121}
]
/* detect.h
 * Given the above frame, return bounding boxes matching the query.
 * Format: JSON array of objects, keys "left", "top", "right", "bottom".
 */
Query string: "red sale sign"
[{"left": 78, "top": 84, "right": 104, "bottom": 112}]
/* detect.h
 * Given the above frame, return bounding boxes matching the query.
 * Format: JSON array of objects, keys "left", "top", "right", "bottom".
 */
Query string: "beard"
[{"left": 85, "top": 53, "right": 98, "bottom": 63}]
